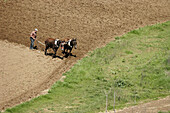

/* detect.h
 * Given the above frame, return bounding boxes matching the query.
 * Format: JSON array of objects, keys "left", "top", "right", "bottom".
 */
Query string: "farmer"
[{"left": 30, "top": 28, "right": 38, "bottom": 49}]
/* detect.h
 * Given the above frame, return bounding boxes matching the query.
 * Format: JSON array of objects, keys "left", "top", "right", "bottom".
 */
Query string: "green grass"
[
  {"left": 4, "top": 21, "right": 170, "bottom": 113},
  {"left": 158, "top": 111, "right": 170, "bottom": 113},
  {"left": 2, "top": 0, "right": 8, "bottom": 2}
]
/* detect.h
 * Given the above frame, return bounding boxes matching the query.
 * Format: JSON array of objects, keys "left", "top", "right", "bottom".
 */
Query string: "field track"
[
  {"left": 106, "top": 96, "right": 170, "bottom": 113},
  {"left": 0, "top": 0, "right": 170, "bottom": 111}
]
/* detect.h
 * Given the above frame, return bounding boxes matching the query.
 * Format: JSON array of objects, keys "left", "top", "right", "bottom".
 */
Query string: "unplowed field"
[{"left": 0, "top": 0, "right": 170, "bottom": 111}]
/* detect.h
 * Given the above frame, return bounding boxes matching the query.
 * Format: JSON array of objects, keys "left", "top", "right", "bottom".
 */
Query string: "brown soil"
[
  {"left": 107, "top": 96, "right": 170, "bottom": 113},
  {"left": 0, "top": 0, "right": 170, "bottom": 111},
  {"left": 0, "top": 40, "right": 61, "bottom": 107}
]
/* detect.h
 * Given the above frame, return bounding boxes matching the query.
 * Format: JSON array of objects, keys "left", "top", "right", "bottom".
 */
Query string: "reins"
[{"left": 37, "top": 40, "right": 45, "bottom": 46}]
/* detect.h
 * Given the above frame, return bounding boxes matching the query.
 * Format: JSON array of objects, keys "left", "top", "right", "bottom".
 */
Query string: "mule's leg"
[
  {"left": 65, "top": 48, "right": 69, "bottom": 54},
  {"left": 64, "top": 48, "right": 67, "bottom": 54},
  {"left": 69, "top": 48, "right": 76, "bottom": 57},
  {"left": 52, "top": 47, "right": 57, "bottom": 58},
  {"left": 45, "top": 46, "right": 49, "bottom": 55},
  {"left": 62, "top": 45, "right": 65, "bottom": 54},
  {"left": 69, "top": 48, "right": 72, "bottom": 56},
  {"left": 64, "top": 48, "right": 70, "bottom": 57}
]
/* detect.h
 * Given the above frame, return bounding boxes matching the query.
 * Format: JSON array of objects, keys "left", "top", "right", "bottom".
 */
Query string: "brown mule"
[
  {"left": 44, "top": 38, "right": 62, "bottom": 58},
  {"left": 61, "top": 38, "right": 77, "bottom": 57}
]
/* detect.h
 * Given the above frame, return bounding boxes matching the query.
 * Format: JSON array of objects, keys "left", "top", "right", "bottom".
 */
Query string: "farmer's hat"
[{"left": 35, "top": 28, "right": 38, "bottom": 31}]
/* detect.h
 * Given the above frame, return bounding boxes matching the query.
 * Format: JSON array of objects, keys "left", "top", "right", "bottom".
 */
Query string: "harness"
[
  {"left": 60, "top": 42, "right": 65, "bottom": 50},
  {"left": 67, "top": 39, "right": 72, "bottom": 48},
  {"left": 60, "top": 39, "right": 76, "bottom": 51},
  {"left": 55, "top": 39, "right": 59, "bottom": 47}
]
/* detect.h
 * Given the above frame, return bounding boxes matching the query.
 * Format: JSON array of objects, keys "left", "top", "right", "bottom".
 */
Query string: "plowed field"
[{"left": 0, "top": 0, "right": 170, "bottom": 111}]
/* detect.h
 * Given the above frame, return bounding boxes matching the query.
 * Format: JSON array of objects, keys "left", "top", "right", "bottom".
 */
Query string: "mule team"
[
  {"left": 44, "top": 38, "right": 77, "bottom": 58},
  {"left": 30, "top": 28, "right": 77, "bottom": 58}
]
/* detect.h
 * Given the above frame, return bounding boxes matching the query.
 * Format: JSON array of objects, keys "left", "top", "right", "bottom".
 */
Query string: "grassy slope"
[{"left": 4, "top": 21, "right": 170, "bottom": 113}]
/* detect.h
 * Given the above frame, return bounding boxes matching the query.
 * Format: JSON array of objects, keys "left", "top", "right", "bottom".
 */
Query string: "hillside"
[
  {"left": 4, "top": 21, "right": 170, "bottom": 113},
  {"left": 0, "top": 0, "right": 170, "bottom": 111}
]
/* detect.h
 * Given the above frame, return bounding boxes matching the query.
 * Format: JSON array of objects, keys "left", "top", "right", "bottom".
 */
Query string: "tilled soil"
[
  {"left": 0, "top": 40, "right": 62, "bottom": 107},
  {"left": 0, "top": 0, "right": 170, "bottom": 111}
]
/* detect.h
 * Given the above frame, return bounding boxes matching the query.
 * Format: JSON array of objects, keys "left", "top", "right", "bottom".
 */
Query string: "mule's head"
[{"left": 72, "top": 38, "right": 77, "bottom": 49}]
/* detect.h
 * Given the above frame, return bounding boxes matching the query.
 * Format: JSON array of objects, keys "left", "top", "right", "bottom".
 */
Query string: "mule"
[
  {"left": 61, "top": 38, "right": 77, "bottom": 57},
  {"left": 44, "top": 38, "right": 62, "bottom": 58}
]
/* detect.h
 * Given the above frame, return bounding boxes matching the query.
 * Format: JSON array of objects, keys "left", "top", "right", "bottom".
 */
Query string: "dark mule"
[
  {"left": 61, "top": 38, "right": 77, "bottom": 57},
  {"left": 45, "top": 38, "right": 62, "bottom": 58}
]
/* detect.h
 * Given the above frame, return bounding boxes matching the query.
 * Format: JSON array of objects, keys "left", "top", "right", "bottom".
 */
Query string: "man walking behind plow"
[{"left": 30, "top": 28, "right": 38, "bottom": 49}]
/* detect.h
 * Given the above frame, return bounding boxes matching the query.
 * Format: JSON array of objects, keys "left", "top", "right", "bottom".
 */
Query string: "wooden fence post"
[{"left": 113, "top": 89, "right": 116, "bottom": 113}]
